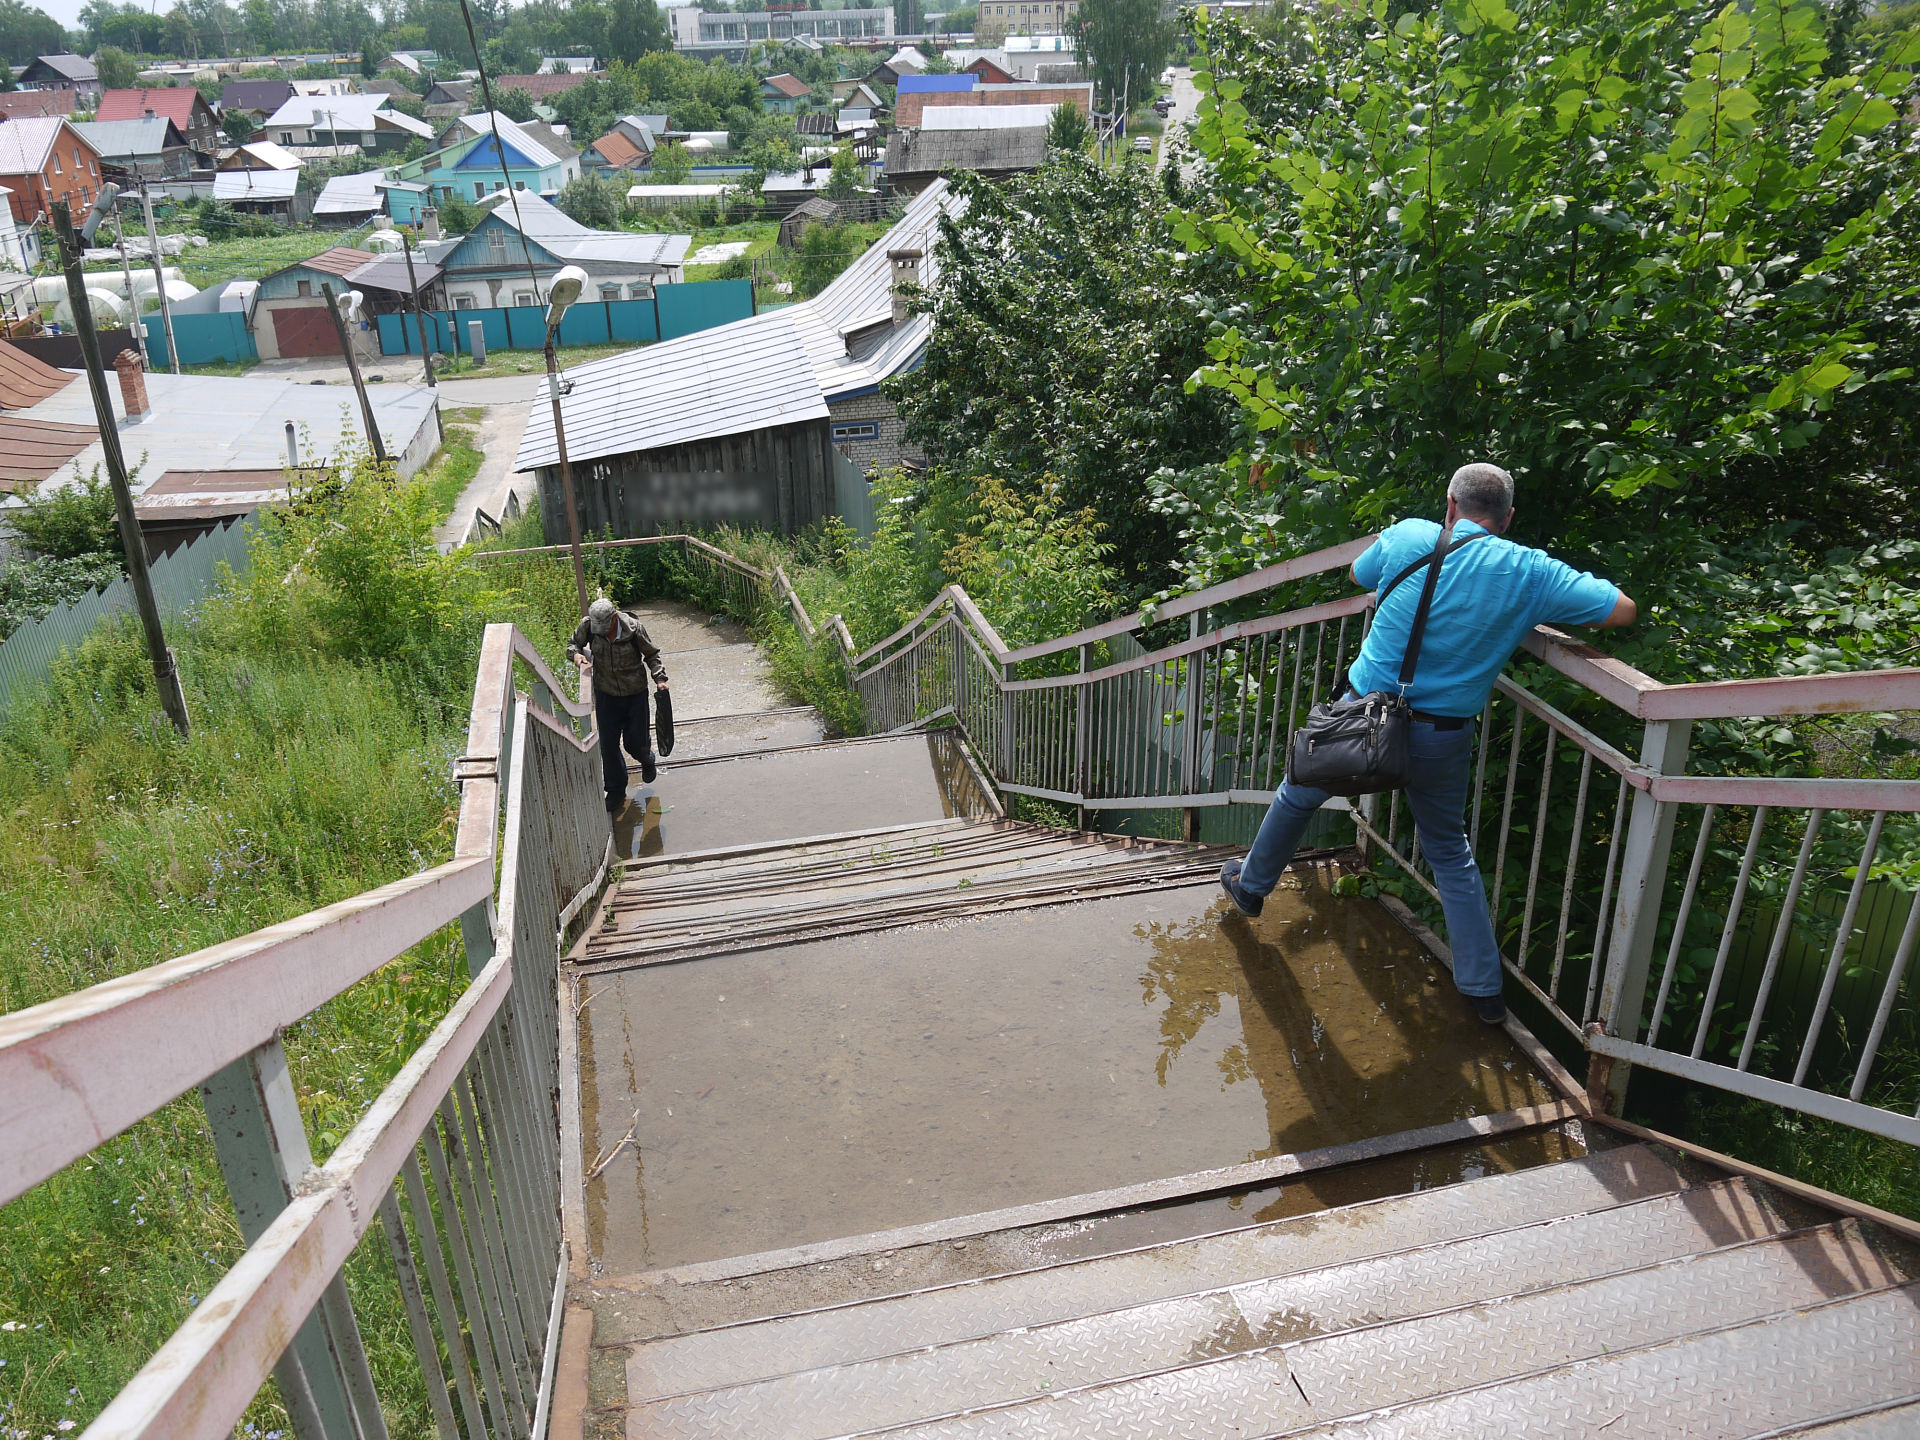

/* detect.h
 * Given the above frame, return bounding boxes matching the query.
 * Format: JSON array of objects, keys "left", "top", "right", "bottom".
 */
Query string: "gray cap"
[{"left": 587, "top": 597, "right": 618, "bottom": 636}]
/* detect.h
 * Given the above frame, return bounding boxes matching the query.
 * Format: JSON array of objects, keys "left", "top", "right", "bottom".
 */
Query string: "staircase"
[{"left": 600, "top": 1140, "right": 1919, "bottom": 1438}]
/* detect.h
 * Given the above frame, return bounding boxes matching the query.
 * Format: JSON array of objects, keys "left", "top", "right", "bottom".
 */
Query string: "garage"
[{"left": 270, "top": 305, "right": 338, "bottom": 358}]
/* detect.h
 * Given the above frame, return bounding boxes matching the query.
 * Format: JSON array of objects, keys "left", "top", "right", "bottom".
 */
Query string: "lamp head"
[
  {"left": 79, "top": 183, "right": 120, "bottom": 245},
  {"left": 335, "top": 288, "right": 364, "bottom": 320},
  {"left": 546, "top": 265, "right": 588, "bottom": 326}
]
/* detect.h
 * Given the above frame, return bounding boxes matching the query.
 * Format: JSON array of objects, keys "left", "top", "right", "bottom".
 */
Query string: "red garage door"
[{"left": 272, "top": 305, "right": 338, "bottom": 359}]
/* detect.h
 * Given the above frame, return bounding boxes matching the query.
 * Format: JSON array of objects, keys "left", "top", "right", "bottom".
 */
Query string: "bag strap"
[{"left": 1380, "top": 525, "right": 1489, "bottom": 690}]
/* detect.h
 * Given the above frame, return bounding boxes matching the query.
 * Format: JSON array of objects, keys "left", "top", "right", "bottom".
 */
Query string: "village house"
[
  {"left": 884, "top": 104, "right": 1051, "bottom": 193},
  {"left": 96, "top": 88, "right": 221, "bottom": 164},
  {"left": 0, "top": 89, "right": 79, "bottom": 119},
  {"left": 378, "top": 115, "right": 580, "bottom": 222},
  {"left": 212, "top": 141, "right": 308, "bottom": 223},
  {"left": 261, "top": 95, "right": 434, "bottom": 154},
  {"left": 429, "top": 190, "right": 686, "bottom": 310},
  {"left": 74, "top": 117, "right": 195, "bottom": 182},
  {"left": 0, "top": 118, "right": 104, "bottom": 226},
  {"left": 15, "top": 55, "right": 100, "bottom": 108},
  {"left": 514, "top": 180, "right": 959, "bottom": 540},
  {"left": 218, "top": 79, "right": 297, "bottom": 126},
  {"left": 758, "top": 73, "right": 813, "bottom": 114}
]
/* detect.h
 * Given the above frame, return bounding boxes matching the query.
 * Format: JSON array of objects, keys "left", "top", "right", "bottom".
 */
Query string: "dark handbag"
[
  {"left": 652, "top": 685, "right": 674, "bottom": 757},
  {"left": 1286, "top": 527, "right": 1487, "bottom": 796}
]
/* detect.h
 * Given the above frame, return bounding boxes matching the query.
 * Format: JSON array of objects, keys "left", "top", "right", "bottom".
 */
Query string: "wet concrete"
[
  {"left": 578, "top": 871, "right": 1557, "bottom": 1274},
  {"left": 611, "top": 734, "right": 960, "bottom": 862}
]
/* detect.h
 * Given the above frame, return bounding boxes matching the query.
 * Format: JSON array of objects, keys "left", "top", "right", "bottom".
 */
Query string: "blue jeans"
[{"left": 1239, "top": 719, "right": 1502, "bottom": 998}]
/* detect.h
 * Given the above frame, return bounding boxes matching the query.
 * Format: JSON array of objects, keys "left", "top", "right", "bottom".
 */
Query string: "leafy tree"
[
  {"left": 1160, "top": 0, "right": 1920, "bottom": 615},
  {"left": 94, "top": 44, "right": 139, "bottom": 89},
  {"left": 822, "top": 143, "right": 859, "bottom": 200},
  {"left": 793, "top": 219, "right": 855, "bottom": 297},
  {"left": 1046, "top": 101, "right": 1090, "bottom": 152},
  {"left": 0, "top": 58, "right": 13, "bottom": 90},
  {"left": 432, "top": 190, "right": 483, "bottom": 234},
  {"left": 1067, "top": 0, "right": 1176, "bottom": 112},
  {"left": 645, "top": 140, "right": 693, "bottom": 183},
  {"left": 359, "top": 37, "right": 378, "bottom": 74},
  {"left": 0, "top": 0, "right": 64, "bottom": 66},
  {"left": 494, "top": 84, "right": 536, "bottom": 120},
  {"left": 10, "top": 470, "right": 122, "bottom": 561},
  {"left": 891, "top": 158, "right": 1236, "bottom": 591},
  {"left": 221, "top": 108, "right": 255, "bottom": 142},
  {"left": 556, "top": 171, "right": 623, "bottom": 228}
]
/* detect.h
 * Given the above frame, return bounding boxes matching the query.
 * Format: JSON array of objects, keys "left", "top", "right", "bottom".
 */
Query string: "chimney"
[
  {"left": 423, "top": 206, "right": 441, "bottom": 240},
  {"left": 888, "top": 247, "right": 922, "bottom": 327},
  {"left": 114, "top": 348, "right": 149, "bottom": 422}
]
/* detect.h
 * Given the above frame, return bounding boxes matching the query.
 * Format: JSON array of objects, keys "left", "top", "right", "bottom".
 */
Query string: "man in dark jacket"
[{"left": 568, "top": 597, "right": 671, "bottom": 814}]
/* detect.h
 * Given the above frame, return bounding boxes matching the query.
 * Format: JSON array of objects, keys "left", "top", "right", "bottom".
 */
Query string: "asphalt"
[{"left": 1158, "top": 66, "right": 1202, "bottom": 176}]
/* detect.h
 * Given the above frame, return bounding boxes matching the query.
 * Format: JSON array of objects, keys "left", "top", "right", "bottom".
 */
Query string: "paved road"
[
  {"left": 1158, "top": 66, "right": 1203, "bottom": 176},
  {"left": 435, "top": 401, "right": 533, "bottom": 551}
]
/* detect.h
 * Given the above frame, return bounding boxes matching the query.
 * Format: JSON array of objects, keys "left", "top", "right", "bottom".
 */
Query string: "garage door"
[{"left": 272, "top": 305, "right": 338, "bottom": 359}]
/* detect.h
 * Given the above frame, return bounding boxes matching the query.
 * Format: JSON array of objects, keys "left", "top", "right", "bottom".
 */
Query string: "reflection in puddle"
[{"left": 578, "top": 875, "right": 1556, "bottom": 1274}]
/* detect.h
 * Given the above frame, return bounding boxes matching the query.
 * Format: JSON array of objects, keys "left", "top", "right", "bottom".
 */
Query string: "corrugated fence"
[
  {"left": 374, "top": 279, "right": 755, "bottom": 357},
  {"left": 0, "top": 518, "right": 252, "bottom": 718}
]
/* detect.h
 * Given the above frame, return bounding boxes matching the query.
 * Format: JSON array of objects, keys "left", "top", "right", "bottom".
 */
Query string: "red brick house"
[
  {"left": 97, "top": 88, "right": 222, "bottom": 164},
  {"left": 0, "top": 117, "right": 104, "bottom": 225}
]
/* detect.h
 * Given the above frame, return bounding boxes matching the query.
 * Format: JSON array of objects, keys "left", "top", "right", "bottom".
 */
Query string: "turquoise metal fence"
[
  {"left": 142, "top": 312, "right": 259, "bottom": 369},
  {"left": 374, "top": 280, "right": 756, "bottom": 357},
  {"left": 0, "top": 517, "right": 252, "bottom": 717}
]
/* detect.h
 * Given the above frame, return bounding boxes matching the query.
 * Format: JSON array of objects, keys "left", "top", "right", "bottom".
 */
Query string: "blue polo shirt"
[{"left": 1347, "top": 518, "right": 1620, "bottom": 718}]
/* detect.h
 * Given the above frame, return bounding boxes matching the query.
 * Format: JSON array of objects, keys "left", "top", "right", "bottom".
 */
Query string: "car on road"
[{"left": 1132, "top": 134, "right": 1153, "bottom": 153}]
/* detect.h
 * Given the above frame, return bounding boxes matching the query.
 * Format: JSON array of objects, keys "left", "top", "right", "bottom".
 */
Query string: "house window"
[
  {"left": 600, "top": 284, "right": 621, "bottom": 301},
  {"left": 832, "top": 421, "right": 879, "bottom": 442},
  {"left": 513, "top": 291, "right": 534, "bottom": 306},
  {"left": 487, "top": 230, "right": 507, "bottom": 261},
  {"left": 514, "top": 180, "right": 525, "bottom": 190},
  {"left": 454, "top": 294, "right": 476, "bottom": 309},
  {"left": 631, "top": 283, "right": 654, "bottom": 301},
  {"left": 473, "top": 181, "right": 485, "bottom": 199},
  {"left": 297, "top": 279, "right": 312, "bottom": 297},
  {"left": 50, "top": 154, "right": 60, "bottom": 173}
]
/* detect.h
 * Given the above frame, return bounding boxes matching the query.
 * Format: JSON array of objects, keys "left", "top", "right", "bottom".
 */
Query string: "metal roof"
[
  {"left": 96, "top": 88, "right": 206, "bottom": 126},
  {"left": 920, "top": 103, "right": 1058, "bottom": 130},
  {"left": 342, "top": 255, "right": 442, "bottom": 293},
  {"left": 885, "top": 125, "right": 1049, "bottom": 177},
  {"left": 268, "top": 245, "right": 379, "bottom": 279},
  {"left": 762, "top": 72, "right": 812, "bottom": 98},
  {"left": 448, "top": 112, "right": 567, "bottom": 168},
  {"left": 0, "top": 117, "right": 74, "bottom": 174},
  {"left": 897, "top": 73, "right": 976, "bottom": 93},
  {"left": 74, "top": 117, "right": 187, "bottom": 159},
  {"left": 0, "top": 416, "right": 95, "bottom": 493},
  {"left": 263, "top": 95, "right": 434, "bottom": 138},
  {"left": 314, "top": 171, "right": 385, "bottom": 214},
  {"left": 516, "top": 180, "right": 962, "bottom": 474},
  {"left": 213, "top": 168, "right": 301, "bottom": 200},
  {"left": 26, "top": 53, "right": 96, "bottom": 82},
  {"left": 220, "top": 139, "right": 303, "bottom": 170},
  {"left": 475, "top": 191, "right": 690, "bottom": 267}
]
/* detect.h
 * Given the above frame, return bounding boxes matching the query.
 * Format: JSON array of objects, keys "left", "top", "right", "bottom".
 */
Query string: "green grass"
[
  {"left": 433, "top": 341, "right": 644, "bottom": 381},
  {"left": 180, "top": 356, "right": 262, "bottom": 378},
  {"left": 83, "top": 231, "right": 350, "bottom": 292},
  {"left": 415, "top": 407, "right": 485, "bottom": 522},
  {"left": 674, "top": 220, "right": 779, "bottom": 282},
  {"left": 0, "top": 470, "right": 583, "bottom": 1438}
]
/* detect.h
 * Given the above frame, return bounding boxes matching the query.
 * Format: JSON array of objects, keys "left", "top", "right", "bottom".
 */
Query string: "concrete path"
[{"left": 435, "top": 401, "right": 532, "bottom": 550}]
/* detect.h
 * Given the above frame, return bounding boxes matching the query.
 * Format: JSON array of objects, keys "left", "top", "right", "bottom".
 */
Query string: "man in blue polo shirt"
[{"left": 1220, "top": 463, "right": 1637, "bottom": 1024}]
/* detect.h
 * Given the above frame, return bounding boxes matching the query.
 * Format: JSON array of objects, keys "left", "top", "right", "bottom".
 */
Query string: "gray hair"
[{"left": 1447, "top": 462, "right": 1514, "bottom": 520}]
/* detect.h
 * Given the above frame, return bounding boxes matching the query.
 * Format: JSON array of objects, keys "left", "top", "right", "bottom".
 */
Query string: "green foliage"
[
  {"left": 942, "top": 476, "right": 1121, "bottom": 650},
  {"left": 891, "top": 157, "right": 1236, "bottom": 592},
  {"left": 549, "top": 51, "right": 758, "bottom": 146},
  {"left": 1046, "top": 101, "right": 1092, "bottom": 152},
  {"left": 555, "top": 170, "right": 623, "bottom": 228},
  {"left": 0, "top": 0, "right": 61, "bottom": 68},
  {"left": 1164, "top": 0, "right": 1920, "bottom": 621},
  {"left": 494, "top": 83, "right": 537, "bottom": 121},
  {"left": 792, "top": 218, "right": 857, "bottom": 298},
  {"left": 647, "top": 140, "right": 694, "bottom": 184},
  {"left": 1069, "top": 0, "right": 1178, "bottom": 110},
  {"left": 0, "top": 552, "right": 123, "bottom": 640},
  {"left": 823, "top": 142, "right": 860, "bottom": 201},
  {"left": 434, "top": 189, "right": 483, "bottom": 235},
  {"left": 93, "top": 43, "right": 138, "bottom": 89},
  {"left": 220, "top": 108, "right": 256, "bottom": 143},
  {"left": 10, "top": 470, "right": 123, "bottom": 562}
]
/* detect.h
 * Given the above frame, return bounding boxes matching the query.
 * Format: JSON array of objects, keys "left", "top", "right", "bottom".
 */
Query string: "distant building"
[
  {"left": 668, "top": 6, "right": 894, "bottom": 55},
  {"left": 865, "top": 47, "right": 928, "bottom": 87},
  {"left": 885, "top": 109, "right": 1049, "bottom": 193},
  {"left": 261, "top": 95, "right": 435, "bottom": 153},
  {"left": 379, "top": 116, "right": 582, "bottom": 223},
  {"left": 16, "top": 55, "right": 100, "bottom": 107},
  {"left": 759, "top": 73, "right": 813, "bottom": 114},
  {"left": 892, "top": 81, "right": 1092, "bottom": 127},
  {"left": 0, "top": 89, "right": 79, "bottom": 119},
  {"left": 97, "top": 88, "right": 221, "bottom": 164},
  {"left": 219, "top": 80, "right": 298, "bottom": 124},
  {"left": 0, "top": 118, "right": 104, "bottom": 222},
  {"left": 252, "top": 246, "right": 381, "bottom": 359},
  {"left": 313, "top": 170, "right": 388, "bottom": 226},
  {"left": 213, "top": 142, "right": 307, "bottom": 222},
  {"left": 490, "top": 72, "right": 598, "bottom": 101},
  {"left": 75, "top": 118, "right": 195, "bottom": 182},
  {"left": 975, "top": 0, "right": 1080, "bottom": 35}
]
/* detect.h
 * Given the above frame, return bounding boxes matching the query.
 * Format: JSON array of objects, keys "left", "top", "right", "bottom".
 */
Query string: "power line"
[{"left": 453, "top": 0, "right": 547, "bottom": 304}]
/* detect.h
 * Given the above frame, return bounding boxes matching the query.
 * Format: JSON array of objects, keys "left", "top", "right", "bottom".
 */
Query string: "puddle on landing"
[{"left": 578, "top": 875, "right": 1556, "bottom": 1274}]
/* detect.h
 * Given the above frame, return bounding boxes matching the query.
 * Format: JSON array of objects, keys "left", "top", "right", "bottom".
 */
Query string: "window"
[
  {"left": 50, "top": 154, "right": 60, "bottom": 173},
  {"left": 453, "top": 294, "right": 476, "bottom": 309},
  {"left": 297, "top": 279, "right": 312, "bottom": 297},
  {"left": 631, "top": 283, "right": 654, "bottom": 301},
  {"left": 513, "top": 291, "right": 534, "bottom": 306},
  {"left": 487, "top": 230, "right": 507, "bottom": 261},
  {"left": 600, "top": 284, "right": 622, "bottom": 301},
  {"left": 73, "top": 148, "right": 81, "bottom": 167},
  {"left": 473, "top": 181, "right": 486, "bottom": 199},
  {"left": 832, "top": 421, "right": 879, "bottom": 442},
  {"left": 514, "top": 180, "right": 525, "bottom": 191}
]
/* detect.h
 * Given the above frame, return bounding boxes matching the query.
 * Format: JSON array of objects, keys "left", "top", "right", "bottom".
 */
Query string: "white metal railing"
[{"left": 0, "top": 623, "right": 607, "bottom": 1440}]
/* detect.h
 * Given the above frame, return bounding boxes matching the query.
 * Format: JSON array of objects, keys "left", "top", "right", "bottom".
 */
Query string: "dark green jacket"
[{"left": 568, "top": 611, "right": 668, "bottom": 697}]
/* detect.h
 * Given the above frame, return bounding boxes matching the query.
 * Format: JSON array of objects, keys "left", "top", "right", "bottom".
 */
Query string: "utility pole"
[
  {"left": 319, "top": 281, "right": 388, "bottom": 464},
  {"left": 399, "top": 230, "right": 435, "bottom": 387},
  {"left": 113, "top": 210, "right": 147, "bottom": 367},
  {"left": 138, "top": 183, "right": 179, "bottom": 374},
  {"left": 49, "top": 199, "right": 191, "bottom": 738}
]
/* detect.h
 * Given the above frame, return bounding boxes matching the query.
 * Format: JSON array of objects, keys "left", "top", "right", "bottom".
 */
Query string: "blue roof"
[{"left": 896, "top": 73, "right": 975, "bottom": 93}]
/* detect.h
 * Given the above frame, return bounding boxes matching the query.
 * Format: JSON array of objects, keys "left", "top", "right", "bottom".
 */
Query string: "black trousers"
[{"left": 594, "top": 687, "right": 654, "bottom": 804}]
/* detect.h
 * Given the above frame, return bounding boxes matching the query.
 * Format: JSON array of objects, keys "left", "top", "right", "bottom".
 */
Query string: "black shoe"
[
  {"left": 1469, "top": 992, "right": 1508, "bottom": 1025},
  {"left": 1219, "top": 859, "right": 1263, "bottom": 918},
  {"left": 606, "top": 793, "right": 625, "bottom": 815},
  {"left": 641, "top": 754, "right": 658, "bottom": 784}
]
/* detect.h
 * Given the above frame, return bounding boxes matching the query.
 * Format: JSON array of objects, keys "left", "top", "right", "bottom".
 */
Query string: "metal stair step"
[
  {"left": 626, "top": 1178, "right": 1791, "bottom": 1440},
  {"left": 624, "top": 1144, "right": 1686, "bottom": 1401},
  {"left": 1755, "top": 1398, "right": 1920, "bottom": 1437},
  {"left": 1268, "top": 1281, "right": 1920, "bottom": 1439}
]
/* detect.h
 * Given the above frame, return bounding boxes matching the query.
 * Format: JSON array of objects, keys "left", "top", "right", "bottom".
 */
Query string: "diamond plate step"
[
  {"left": 626, "top": 1179, "right": 1791, "bottom": 1440},
  {"left": 1268, "top": 1282, "right": 1920, "bottom": 1439},
  {"left": 1756, "top": 1398, "right": 1920, "bottom": 1438},
  {"left": 625, "top": 1144, "right": 1686, "bottom": 1401}
]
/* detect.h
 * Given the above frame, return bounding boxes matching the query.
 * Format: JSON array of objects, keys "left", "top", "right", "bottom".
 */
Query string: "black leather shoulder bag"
[{"left": 1285, "top": 526, "right": 1488, "bottom": 796}]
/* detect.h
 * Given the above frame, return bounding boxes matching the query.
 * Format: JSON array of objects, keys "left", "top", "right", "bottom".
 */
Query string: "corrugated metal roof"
[
  {"left": 475, "top": 191, "right": 690, "bottom": 266},
  {"left": 516, "top": 180, "right": 961, "bottom": 475},
  {"left": 0, "top": 339, "right": 79, "bottom": 410},
  {"left": 0, "top": 117, "right": 73, "bottom": 173},
  {"left": 885, "top": 126, "right": 1048, "bottom": 177},
  {"left": 343, "top": 255, "right": 442, "bottom": 292},
  {"left": 450, "top": 113, "right": 564, "bottom": 168},
  {"left": 264, "top": 95, "right": 434, "bottom": 138},
  {"left": 897, "top": 73, "right": 976, "bottom": 93},
  {"left": 517, "top": 313, "right": 828, "bottom": 469},
  {"left": 74, "top": 117, "right": 186, "bottom": 158},
  {"left": 213, "top": 168, "right": 300, "bottom": 200},
  {"left": 97, "top": 88, "right": 204, "bottom": 126},
  {"left": 314, "top": 171, "right": 385, "bottom": 214},
  {"left": 269, "top": 245, "right": 379, "bottom": 279},
  {"left": 920, "top": 103, "right": 1058, "bottom": 130},
  {"left": 221, "top": 140, "right": 302, "bottom": 170},
  {"left": 0, "top": 416, "right": 94, "bottom": 491}
]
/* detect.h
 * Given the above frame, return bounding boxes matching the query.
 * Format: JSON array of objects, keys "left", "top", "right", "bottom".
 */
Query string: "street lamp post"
[{"left": 543, "top": 263, "right": 590, "bottom": 616}]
